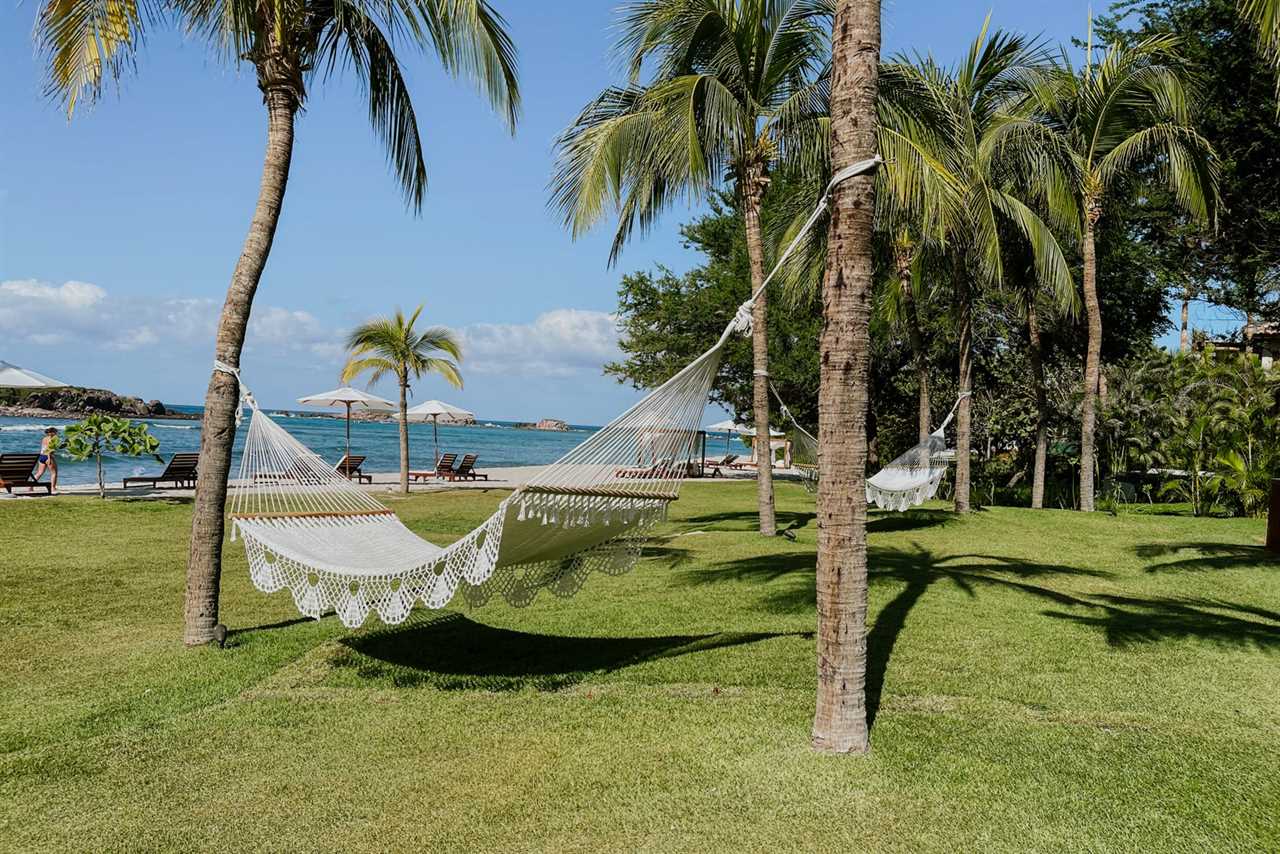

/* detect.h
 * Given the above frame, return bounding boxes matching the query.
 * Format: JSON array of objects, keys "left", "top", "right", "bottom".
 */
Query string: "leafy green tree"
[
  {"left": 341, "top": 306, "right": 463, "bottom": 494},
  {"left": 54, "top": 416, "right": 162, "bottom": 499},
  {"left": 879, "top": 20, "right": 1076, "bottom": 513},
  {"left": 1031, "top": 32, "right": 1218, "bottom": 511},
  {"left": 551, "top": 0, "right": 832, "bottom": 537},
  {"left": 36, "top": 0, "right": 520, "bottom": 645},
  {"left": 1096, "top": 0, "right": 1280, "bottom": 332}
]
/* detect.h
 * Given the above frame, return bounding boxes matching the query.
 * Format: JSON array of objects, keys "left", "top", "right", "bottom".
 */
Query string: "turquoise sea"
[{"left": 0, "top": 405, "right": 614, "bottom": 487}]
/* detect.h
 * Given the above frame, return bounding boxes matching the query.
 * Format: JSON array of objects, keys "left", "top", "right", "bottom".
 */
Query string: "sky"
[{"left": 0, "top": 0, "right": 1180, "bottom": 424}]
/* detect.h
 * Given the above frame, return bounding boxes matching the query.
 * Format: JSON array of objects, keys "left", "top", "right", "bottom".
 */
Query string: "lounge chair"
[
  {"left": 0, "top": 454, "right": 52, "bottom": 495},
  {"left": 615, "top": 459, "right": 676, "bottom": 479},
  {"left": 123, "top": 453, "right": 200, "bottom": 489},
  {"left": 703, "top": 453, "right": 738, "bottom": 477},
  {"left": 409, "top": 453, "right": 457, "bottom": 482},
  {"left": 445, "top": 454, "right": 488, "bottom": 481},
  {"left": 334, "top": 454, "right": 371, "bottom": 484}
]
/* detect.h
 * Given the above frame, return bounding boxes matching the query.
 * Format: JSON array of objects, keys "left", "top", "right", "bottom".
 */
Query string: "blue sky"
[{"left": 1, "top": 0, "right": 1199, "bottom": 423}]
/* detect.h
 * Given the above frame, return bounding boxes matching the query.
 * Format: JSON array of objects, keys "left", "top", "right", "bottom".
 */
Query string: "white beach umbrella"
[
  {"left": 297, "top": 386, "right": 395, "bottom": 462},
  {"left": 704, "top": 418, "right": 751, "bottom": 454},
  {"left": 403, "top": 400, "right": 474, "bottom": 464},
  {"left": 0, "top": 360, "right": 69, "bottom": 389}
]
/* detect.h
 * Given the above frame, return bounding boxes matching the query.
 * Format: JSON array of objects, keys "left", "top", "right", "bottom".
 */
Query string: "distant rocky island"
[
  {"left": 0, "top": 387, "right": 190, "bottom": 421},
  {"left": 347, "top": 410, "right": 476, "bottom": 425},
  {"left": 516, "top": 418, "right": 570, "bottom": 432}
]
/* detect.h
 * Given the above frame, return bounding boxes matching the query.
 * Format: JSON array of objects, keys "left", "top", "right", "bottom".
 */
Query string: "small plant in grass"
[{"left": 52, "top": 415, "right": 162, "bottom": 498}]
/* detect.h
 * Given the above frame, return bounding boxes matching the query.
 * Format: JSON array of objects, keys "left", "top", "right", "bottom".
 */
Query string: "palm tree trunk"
[
  {"left": 1079, "top": 201, "right": 1103, "bottom": 513},
  {"left": 398, "top": 380, "right": 410, "bottom": 493},
  {"left": 1245, "top": 311, "right": 1255, "bottom": 356},
  {"left": 740, "top": 161, "right": 776, "bottom": 537},
  {"left": 894, "top": 243, "right": 930, "bottom": 441},
  {"left": 183, "top": 83, "right": 297, "bottom": 646},
  {"left": 1027, "top": 299, "right": 1048, "bottom": 509},
  {"left": 812, "top": 0, "right": 879, "bottom": 756},
  {"left": 1179, "top": 288, "right": 1191, "bottom": 352},
  {"left": 953, "top": 270, "right": 973, "bottom": 514}
]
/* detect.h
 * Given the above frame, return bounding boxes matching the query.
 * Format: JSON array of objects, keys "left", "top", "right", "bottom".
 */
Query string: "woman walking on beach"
[{"left": 35, "top": 427, "right": 58, "bottom": 493}]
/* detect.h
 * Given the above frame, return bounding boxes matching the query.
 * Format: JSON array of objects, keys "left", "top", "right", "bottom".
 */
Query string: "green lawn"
[{"left": 2, "top": 483, "right": 1277, "bottom": 852}]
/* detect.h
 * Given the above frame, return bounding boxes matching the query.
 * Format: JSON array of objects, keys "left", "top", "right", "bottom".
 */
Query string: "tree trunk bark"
[
  {"left": 398, "top": 379, "right": 410, "bottom": 493},
  {"left": 740, "top": 161, "right": 776, "bottom": 537},
  {"left": 1079, "top": 200, "right": 1103, "bottom": 513},
  {"left": 953, "top": 270, "right": 973, "bottom": 514},
  {"left": 183, "top": 85, "right": 297, "bottom": 646},
  {"left": 1179, "top": 289, "right": 1191, "bottom": 352},
  {"left": 812, "top": 0, "right": 879, "bottom": 756},
  {"left": 1027, "top": 299, "right": 1048, "bottom": 509},
  {"left": 1245, "top": 311, "right": 1255, "bottom": 356},
  {"left": 894, "top": 242, "right": 930, "bottom": 441}
]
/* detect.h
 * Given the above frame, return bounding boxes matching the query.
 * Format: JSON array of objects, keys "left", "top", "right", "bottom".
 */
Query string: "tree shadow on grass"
[
  {"left": 1042, "top": 594, "right": 1280, "bottom": 650},
  {"left": 868, "top": 509, "right": 955, "bottom": 533},
  {"left": 339, "top": 612, "right": 812, "bottom": 691},
  {"left": 1133, "top": 542, "right": 1280, "bottom": 573},
  {"left": 676, "top": 543, "right": 1107, "bottom": 726},
  {"left": 673, "top": 510, "right": 816, "bottom": 533}
]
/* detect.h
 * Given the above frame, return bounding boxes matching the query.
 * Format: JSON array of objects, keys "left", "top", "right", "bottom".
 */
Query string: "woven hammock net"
[
  {"left": 219, "top": 156, "right": 884, "bottom": 628},
  {"left": 222, "top": 311, "right": 746, "bottom": 628},
  {"left": 771, "top": 383, "right": 960, "bottom": 509}
]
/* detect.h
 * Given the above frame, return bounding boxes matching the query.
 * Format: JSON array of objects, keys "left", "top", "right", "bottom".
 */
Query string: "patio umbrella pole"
[
  {"left": 433, "top": 415, "right": 440, "bottom": 466},
  {"left": 345, "top": 401, "right": 352, "bottom": 462}
]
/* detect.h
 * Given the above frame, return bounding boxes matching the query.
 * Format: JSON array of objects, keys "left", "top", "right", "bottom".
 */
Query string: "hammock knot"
[
  {"left": 213, "top": 360, "right": 257, "bottom": 427},
  {"left": 731, "top": 301, "right": 754, "bottom": 336}
]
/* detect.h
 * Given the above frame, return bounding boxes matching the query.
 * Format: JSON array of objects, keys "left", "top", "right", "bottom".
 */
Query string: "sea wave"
[
  {"left": 149, "top": 423, "right": 196, "bottom": 430},
  {"left": 0, "top": 424, "right": 65, "bottom": 432}
]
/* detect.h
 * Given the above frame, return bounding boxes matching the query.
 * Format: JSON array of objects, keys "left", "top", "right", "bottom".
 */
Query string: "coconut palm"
[
  {"left": 1031, "top": 34, "right": 1218, "bottom": 511},
  {"left": 811, "top": 0, "right": 879, "bottom": 756},
  {"left": 1241, "top": 0, "right": 1280, "bottom": 87},
  {"left": 342, "top": 306, "right": 463, "bottom": 493},
  {"left": 550, "top": 0, "right": 832, "bottom": 537},
  {"left": 878, "top": 21, "right": 1077, "bottom": 513},
  {"left": 36, "top": 0, "right": 520, "bottom": 645}
]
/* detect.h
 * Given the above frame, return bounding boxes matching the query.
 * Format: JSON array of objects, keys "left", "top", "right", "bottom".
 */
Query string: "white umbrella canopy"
[
  {"left": 704, "top": 418, "right": 750, "bottom": 434},
  {"left": 297, "top": 386, "right": 395, "bottom": 462},
  {"left": 402, "top": 400, "right": 474, "bottom": 465},
  {"left": 0, "top": 360, "right": 69, "bottom": 389}
]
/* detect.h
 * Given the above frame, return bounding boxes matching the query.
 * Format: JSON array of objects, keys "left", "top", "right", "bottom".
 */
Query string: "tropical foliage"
[{"left": 53, "top": 415, "right": 162, "bottom": 499}]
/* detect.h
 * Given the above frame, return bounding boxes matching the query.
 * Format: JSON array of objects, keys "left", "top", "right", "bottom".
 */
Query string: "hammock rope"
[{"left": 218, "top": 158, "right": 884, "bottom": 627}]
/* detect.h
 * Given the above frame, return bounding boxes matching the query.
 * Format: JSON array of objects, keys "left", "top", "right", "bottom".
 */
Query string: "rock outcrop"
[{"left": 0, "top": 387, "right": 184, "bottom": 420}]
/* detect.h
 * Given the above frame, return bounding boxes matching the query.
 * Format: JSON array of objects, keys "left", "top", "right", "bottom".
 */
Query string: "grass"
[{"left": 1, "top": 483, "right": 1277, "bottom": 852}]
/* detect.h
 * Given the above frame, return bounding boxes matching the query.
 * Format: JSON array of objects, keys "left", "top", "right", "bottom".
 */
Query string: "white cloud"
[
  {"left": 0, "top": 279, "right": 346, "bottom": 368},
  {"left": 460, "top": 309, "right": 621, "bottom": 377}
]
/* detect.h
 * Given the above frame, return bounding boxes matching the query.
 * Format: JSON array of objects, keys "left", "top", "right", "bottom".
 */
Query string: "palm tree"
[
  {"left": 878, "top": 21, "right": 1076, "bottom": 513},
  {"left": 1032, "top": 34, "right": 1218, "bottom": 511},
  {"left": 1241, "top": 0, "right": 1280, "bottom": 88},
  {"left": 811, "top": 0, "right": 878, "bottom": 756},
  {"left": 37, "top": 0, "right": 520, "bottom": 645},
  {"left": 342, "top": 306, "right": 463, "bottom": 493},
  {"left": 550, "top": 0, "right": 832, "bottom": 537}
]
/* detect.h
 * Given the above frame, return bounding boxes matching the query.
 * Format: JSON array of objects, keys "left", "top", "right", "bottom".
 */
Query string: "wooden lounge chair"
[
  {"left": 445, "top": 454, "right": 488, "bottom": 481},
  {"left": 703, "top": 453, "right": 738, "bottom": 477},
  {"left": 409, "top": 453, "right": 457, "bottom": 482},
  {"left": 334, "top": 454, "right": 371, "bottom": 484},
  {"left": 615, "top": 459, "right": 676, "bottom": 479},
  {"left": 0, "top": 454, "right": 52, "bottom": 495},
  {"left": 123, "top": 453, "right": 200, "bottom": 489}
]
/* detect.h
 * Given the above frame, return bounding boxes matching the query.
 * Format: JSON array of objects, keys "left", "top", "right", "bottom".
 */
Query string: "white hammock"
[
  {"left": 218, "top": 156, "right": 885, "bottom": 628},
  {"left": 772, "top": 383, "right": 966, "bottom": 511}
]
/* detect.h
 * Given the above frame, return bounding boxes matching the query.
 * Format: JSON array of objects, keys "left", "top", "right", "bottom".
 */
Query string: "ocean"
[{"left": 0, "top": 406, "right": 617, "bottom": 487}]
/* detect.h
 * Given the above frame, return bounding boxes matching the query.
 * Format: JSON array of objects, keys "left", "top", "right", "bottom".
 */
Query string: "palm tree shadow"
[
  {"left": 676, "top": 543, "right": 1105, "bottom": 727},
  {"left": 1042, "top": 594, "right": 1280, "bottom": 650},
  {"left": 1134, "top": 541, "right": 1280, "bottom": 573},
  {"left": 339, "top": 612, "right": 812, "bottom": 691},
  {"left": 674, "top": 510, "right": 816, "bottom": 533}
]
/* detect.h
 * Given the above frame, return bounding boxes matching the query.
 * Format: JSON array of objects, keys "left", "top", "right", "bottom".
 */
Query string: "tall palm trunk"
[
  {"left": 184, "top": 81, "right": 298, "bottom": 646},
  {"left": 812, "top": 0, "right": 879, "bottom": 755},
  {"left": 740, "top": 161, "right": 776, "bottom": 537},
  {"left": 1079, "top": 199, "right": 1103, "bottom": 513},
  {"left": 894, "top": 243, "right": 930, "bottom": 441},
  {"left": 1245, "top": 311, "right": 1255, "bottom": 356},
  {"left": 397, "top": 378, "right": 410, "bottom": 493},
  {"left": 953, "top": 271, "right": 973, "bottom": 513},
  {"left": 1027, "top": 299, "right": 1048, "bottom": 509},
  {"left": 1179, "top": 287, "right": 1191, "bottom": 352}
]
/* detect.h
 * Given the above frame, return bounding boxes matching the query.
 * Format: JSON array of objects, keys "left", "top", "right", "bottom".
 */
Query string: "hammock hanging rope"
[{"left": 219, "top": 158, "right": 885, "bottom": 628}]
